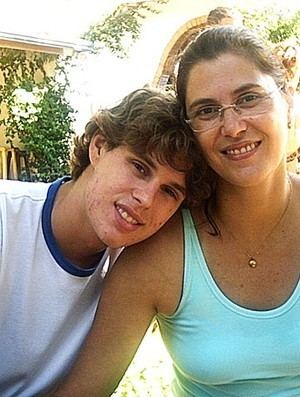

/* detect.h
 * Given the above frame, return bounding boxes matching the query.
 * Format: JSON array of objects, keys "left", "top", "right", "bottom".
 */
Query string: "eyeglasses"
[{"left": 185, "top": 89, "right": 279, "bottom": 134}]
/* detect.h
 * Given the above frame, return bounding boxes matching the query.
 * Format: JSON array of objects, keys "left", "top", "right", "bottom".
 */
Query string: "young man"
[{"left": 0, "top": 88, "right": 204, "bottom": 397}]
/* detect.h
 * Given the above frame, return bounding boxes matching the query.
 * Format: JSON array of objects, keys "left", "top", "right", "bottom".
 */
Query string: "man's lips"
[{"left": 115, "top": 204, "right": 143, "bottom": 225}]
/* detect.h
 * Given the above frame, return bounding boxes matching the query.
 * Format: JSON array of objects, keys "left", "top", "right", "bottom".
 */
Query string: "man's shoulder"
[{"left": 0, "top": 179, "right": 50, "bottom": 201}]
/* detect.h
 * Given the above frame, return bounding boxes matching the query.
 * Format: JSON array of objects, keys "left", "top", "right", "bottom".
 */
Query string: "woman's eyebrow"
[
  {"left": 188, "top": 97, "right": 218, "bottom": 111},
  {"left": 188, "top": 83, "right": 266, "bottom": 111},
  {"left": 232, "top": 83, "right": 264, "bottom": 95}
]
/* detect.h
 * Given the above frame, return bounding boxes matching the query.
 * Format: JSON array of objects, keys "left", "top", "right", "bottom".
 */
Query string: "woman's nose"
[{"left": 220, "top": 107, "right": 247, "bottom": 137}]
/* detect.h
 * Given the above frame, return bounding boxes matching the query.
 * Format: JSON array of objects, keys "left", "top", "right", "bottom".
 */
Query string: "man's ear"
[{"left": 89, "top": 134, "right": 106, "bottom": 167}]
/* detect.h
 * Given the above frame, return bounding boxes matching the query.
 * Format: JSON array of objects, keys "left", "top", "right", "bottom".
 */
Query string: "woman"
[{"left": 49, "top": 26, "right": 300, "bottom": 397}]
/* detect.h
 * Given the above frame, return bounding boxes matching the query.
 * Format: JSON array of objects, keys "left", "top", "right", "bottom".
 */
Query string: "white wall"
[
  {"left": 69, "top": 0, "right": 225, "bottom": 132},
  {"left": 68, "top": 0, "right": 300, "bottom": 133}
]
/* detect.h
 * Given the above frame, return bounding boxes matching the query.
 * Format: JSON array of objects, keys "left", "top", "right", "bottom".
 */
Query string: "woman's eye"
[
  {"left": 194, "top": 106, "right": 219, "bottom": 119},
  {"left": 237, "top": 93, "right": 261, "bottom": 106}
]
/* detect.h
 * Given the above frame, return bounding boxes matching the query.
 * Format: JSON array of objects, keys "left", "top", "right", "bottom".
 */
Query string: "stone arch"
[{"left": 152, "top": 15, "right": 207, "bottom": 88}]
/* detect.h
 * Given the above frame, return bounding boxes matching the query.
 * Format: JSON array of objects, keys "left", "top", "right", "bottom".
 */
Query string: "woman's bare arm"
[
  {"left": 47, "top": 212, "right": 184, "bottom": 397},
  {"left": 54, "top": 253, "right": 157, "bottom": 396}
]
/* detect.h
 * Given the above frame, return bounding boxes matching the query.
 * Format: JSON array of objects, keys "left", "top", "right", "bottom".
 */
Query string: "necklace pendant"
[{"left": 248, "top": 258, "right": 257, "bottom": 268}]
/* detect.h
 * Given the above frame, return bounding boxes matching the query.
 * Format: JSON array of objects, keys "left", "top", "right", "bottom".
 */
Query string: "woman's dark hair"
[
  {"left": 177, "top": 25, "right": 285, "bottom": 112},
  {"left": 176, "top": 25, "right": 286, "bottom": 230}
]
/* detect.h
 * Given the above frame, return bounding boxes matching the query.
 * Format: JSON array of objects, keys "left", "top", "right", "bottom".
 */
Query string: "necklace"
[{"left": 218, "top": 178, "right": 293, "bottom": 269}]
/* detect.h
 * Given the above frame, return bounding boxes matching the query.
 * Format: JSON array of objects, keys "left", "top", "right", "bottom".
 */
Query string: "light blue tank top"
[{"left": 157, "top": 208, "right": 300, "bottom": 396}]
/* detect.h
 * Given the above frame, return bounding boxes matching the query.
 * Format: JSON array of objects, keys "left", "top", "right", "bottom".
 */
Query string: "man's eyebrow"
[
  {"left": 141, "top": 154, "right": 186, "bottom": 196},
  {"left": 171, "top": 182, "right": 186, "bottom": 197},
  {"left": 142, "top": 154, "right": 156, "bottom": 170}
]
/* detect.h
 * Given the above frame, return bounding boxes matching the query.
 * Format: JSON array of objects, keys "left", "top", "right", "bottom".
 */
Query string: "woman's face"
[{"left": 185, "top": 53, "right": 290, "bottom": 188}]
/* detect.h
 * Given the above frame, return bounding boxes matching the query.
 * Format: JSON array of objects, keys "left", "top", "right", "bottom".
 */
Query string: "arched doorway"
[{"left": 152, "top": 15, "right": 207, "bottom": 89}]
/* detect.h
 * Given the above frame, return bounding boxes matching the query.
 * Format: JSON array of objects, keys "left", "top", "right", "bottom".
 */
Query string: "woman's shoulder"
[
  {"left": 291, "top": 173, "right": 300, "bottom": 193},
  {"left": 289, "top": 173, "right": 300, "bottom": 216},
  {"left": 124, "top": 210, "right": 184, "bottom": 259},
  {"left": 116, "top": 210, "right": 185, "bottom": 315}
]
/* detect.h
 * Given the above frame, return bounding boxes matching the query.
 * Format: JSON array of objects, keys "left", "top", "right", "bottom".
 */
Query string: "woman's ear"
[
  {"left": 89, "top": 134, "right": 106, "bottom": 168},
  {"left": 282, "top": 86, "right": 294, "bottom": 125},
  {"left": 286, "top": 84, "right": 296, "bottom": 98}
]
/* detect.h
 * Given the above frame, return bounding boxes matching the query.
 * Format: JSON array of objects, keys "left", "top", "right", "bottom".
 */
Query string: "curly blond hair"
[{"left": 70, "top": 87, "right": 207, "bottom": 207}]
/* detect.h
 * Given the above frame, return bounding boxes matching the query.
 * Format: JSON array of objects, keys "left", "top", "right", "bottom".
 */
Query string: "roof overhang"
[{"left": 0, "top": 31, "right": 93, "bottom": 55}]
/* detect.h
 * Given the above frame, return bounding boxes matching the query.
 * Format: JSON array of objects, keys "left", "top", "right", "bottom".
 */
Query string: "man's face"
[{"left": 85, "top": 142, "right": 186, "bottom": 249}]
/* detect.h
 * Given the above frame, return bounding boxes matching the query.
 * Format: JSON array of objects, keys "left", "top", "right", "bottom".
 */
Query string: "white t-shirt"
[{"left": 0, "top": 178, "right": 116, "bottom": 396}]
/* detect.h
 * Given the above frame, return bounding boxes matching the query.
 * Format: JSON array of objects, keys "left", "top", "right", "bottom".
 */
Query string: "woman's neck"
[{"left": 214, "top": 171, "right": 292, "bottom": 236}]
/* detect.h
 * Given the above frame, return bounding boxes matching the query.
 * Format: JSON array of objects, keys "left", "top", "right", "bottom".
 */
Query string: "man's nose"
[{"left": 132, "top": 181, "right": 158, "bottom": 208}]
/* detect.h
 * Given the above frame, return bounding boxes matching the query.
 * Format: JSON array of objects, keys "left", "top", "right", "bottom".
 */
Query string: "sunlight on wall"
[{"left": 3, "top": 0, "right": 299, "bottom": 135}]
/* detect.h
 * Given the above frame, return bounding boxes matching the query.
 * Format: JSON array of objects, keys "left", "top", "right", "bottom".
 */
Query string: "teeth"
[
  {"left": 227, "top": 143, "right": 256, "bottom": 156},
  {"left": 116, "top": 206, "right": 138, "bottom": 225}
]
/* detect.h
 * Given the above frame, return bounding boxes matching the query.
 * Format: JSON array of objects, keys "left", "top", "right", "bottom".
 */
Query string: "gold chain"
[{"left": 218, "top": 178, "right": 293, "bottom": 268}]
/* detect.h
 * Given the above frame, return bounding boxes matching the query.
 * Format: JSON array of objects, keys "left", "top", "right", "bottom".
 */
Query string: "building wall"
[
  {"left": 72, "top": 0, "right": 279, "bottom": 115},
  {"left": 68, "top": 0, "right": 230, "bottom": 132}
]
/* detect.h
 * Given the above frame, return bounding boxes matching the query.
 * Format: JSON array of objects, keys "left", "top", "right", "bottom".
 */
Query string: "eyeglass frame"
[{"left": 184, "top": 87, "right": 282, "bottom": 134}]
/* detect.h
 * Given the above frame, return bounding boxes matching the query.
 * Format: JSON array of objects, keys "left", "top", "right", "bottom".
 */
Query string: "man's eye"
[
  {"left": 162, "top": 186, "right": 178, "bottom": 200},
  {"left": 194, "top": 106, "right": 220, "bottom": 120},
  {"left": 132, "top": 161, "right": 147, "bottom": 175}
]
